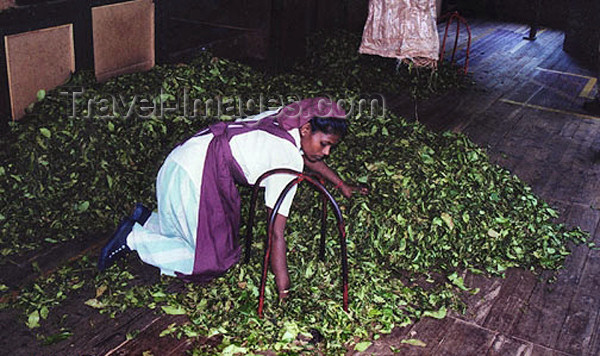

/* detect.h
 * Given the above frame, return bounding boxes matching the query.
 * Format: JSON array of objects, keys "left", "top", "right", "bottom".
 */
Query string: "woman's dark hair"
[{"left": 309, "top": 117, "right": 349, "bottom": 137}]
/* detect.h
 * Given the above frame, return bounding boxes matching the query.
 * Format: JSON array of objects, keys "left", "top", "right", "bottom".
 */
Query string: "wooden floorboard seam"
[
  {"left": 588, "top": 310, "right": 600, "bottom": 355},
  {"left": 555, "top": 273, "right": 591, "bottom": 352},
  {"left": 578, "top": 223, "right": 600, "bottom": 356},
  {"left": 538, "top": 208, "right": 600, "bottom": 354},
  {"left": 586, "top": 223, "right": 600, "bottom": 356},
  {"left": 104, "top": 314, "right": 173, "bottom": 355},
  {"left": 550, "top": 201, "right": 590, "bottom": 211},
  {"left": 447, "top": 315, "right": 578, "bottom": 355},
  {"left": 555, "top": 250, "right": 600, "bottom": 355},
  {"left": 451, "top": 91, "right": 506, "bottom": 135},
  {"left": 483, "top": 103, "right": 526, "bottom": 154},
  {"left": 509, "top": 336, "right": 575, "bottom": 356},
  {"left": 429, "top": 331, "right": 451, "bottom": 355},
  {"left": 1, "top": 236, "right": 108, "bottom": 305}
]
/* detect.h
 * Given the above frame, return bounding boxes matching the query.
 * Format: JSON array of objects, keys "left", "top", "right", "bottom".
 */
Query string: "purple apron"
[{"left": 176, "top": 116, "right": 297, "bottom": 282}]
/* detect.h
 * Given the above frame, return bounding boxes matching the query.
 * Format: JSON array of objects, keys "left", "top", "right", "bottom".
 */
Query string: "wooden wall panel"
[
  {"left": 92, "top": 0, "right": 154, "bottom": 82},
  {"left": 4, "top": 24, "right": 75, "bottom": 120}
]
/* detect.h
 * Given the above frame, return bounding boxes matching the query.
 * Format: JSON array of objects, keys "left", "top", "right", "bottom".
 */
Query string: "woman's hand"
[
  {"left": 278, "top": 288, "right": 290, "bottom": 304},
  {"left": 339, "top": 182, "right": 369, "bottom": 198}
]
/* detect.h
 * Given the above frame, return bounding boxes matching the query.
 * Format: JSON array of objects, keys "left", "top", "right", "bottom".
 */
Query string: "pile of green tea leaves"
[
  {"left": 1, "top": 33, "right": 588, "bottom": 354},
  {"left": 294, "top": 30, "right": 469, "bottom": 100}
]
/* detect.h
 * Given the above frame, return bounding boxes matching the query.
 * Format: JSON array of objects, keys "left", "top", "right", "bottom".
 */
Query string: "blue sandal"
[
  {"left": 98, "top": 217, "right": 134, "bottom": 271},
  {"left": 131, "top": 203, "right": 152, "bottom": 225}
]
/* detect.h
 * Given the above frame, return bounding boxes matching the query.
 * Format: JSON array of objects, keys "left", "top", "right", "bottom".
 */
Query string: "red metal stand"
[
  {"left": 244, "top": 168, "right": 349, "bottom": 317},
  {"left": 439, "top": 11, "right": 472, "bottom": 74}
]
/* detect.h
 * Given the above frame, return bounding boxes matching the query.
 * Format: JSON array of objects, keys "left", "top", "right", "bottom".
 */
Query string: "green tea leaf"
[
  {"left": 84, "top": 298, "right": 105, "bottom": 309},
  {"left": 161, "top": 305, "right": 187, "bottom": 315},
  {"left": 488, "top": 229, "right": 500, "bottom": 238},
  {"left": 423, "top": 306, "right": 447, "bottom": 319},
  {"left": 401, "top": 338, "right": 426, "bottom": 347},
  {"left": 222, "top": 344, "right": 248, "bottom": 355},
  {"left": 39, "top": 127, "right": 51, "bottom": 138},
  {"left": 354, "top": 341, "right": 372, "bottom": 351},
  {"left": 39, "top": 306, "right": 49, "bottom": 319},
  {"left": 42, "top": 330, "right": 73, "bottom": 345},
  {"left": 76, "top": 201, "right": 90, "bottom": 212},
  {"left": 36, "top": 89, "right": 46, "bottom": 101},
  {"left": 159, "top": 322, "right": 177, "bottom": 337},
  {"left": 441, "top": 213, "right": 454, "bottom": 230},
  {"left": 96, "top": 284, "right": 108, "bottom": 298},
  {"left": 26, "top": 310, "right": 40, "bottom": 329},
  {"left": 448, "top": 272, "right": 469, "bottom": 291}
]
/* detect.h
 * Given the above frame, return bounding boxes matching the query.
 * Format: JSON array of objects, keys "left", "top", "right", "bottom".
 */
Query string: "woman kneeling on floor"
[{"left": 98, "top": 97, "right": 367, "bottom": 301}]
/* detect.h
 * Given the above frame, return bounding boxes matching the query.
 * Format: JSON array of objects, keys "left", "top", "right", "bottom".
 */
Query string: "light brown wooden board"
[
  {"left": 92, "top": 0, "right": 155, "bottom": 82},
  {"left": 4, "top": 24, "right": 75, "bottom": 120}
]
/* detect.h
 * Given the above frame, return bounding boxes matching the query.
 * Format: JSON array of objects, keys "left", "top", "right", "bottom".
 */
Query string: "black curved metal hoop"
[{"left": 243, "top": 168, "right": 349, "bottom": 317}]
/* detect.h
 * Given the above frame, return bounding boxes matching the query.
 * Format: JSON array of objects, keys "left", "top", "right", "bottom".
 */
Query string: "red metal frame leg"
[
  {"left": 438, "top": 11, "right": 472, "bottom": 74},
  {"left": 451, "top": 20, "right": 461, "bottom": 64},
  {"left": 250, "top": 169, "right": 349, "bottom": 318},
  {"left": 257, "top": 223, "right": 274, "bottom": 317},
  {"left": 338, "top": 221, "right": 349, "bottom": 312},
  {"left": 319, "top": 193, "right": 327, "bottom": 261}
]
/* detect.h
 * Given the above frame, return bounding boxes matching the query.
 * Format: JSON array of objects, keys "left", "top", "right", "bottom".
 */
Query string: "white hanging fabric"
[{"left": 359, "top": 0, "right": 440, "bottom": 67}]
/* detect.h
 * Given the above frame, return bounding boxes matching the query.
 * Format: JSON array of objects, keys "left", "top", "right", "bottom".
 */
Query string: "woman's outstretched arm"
[
  {"left": 303, "top": 157, "right": 368, "bottom": 198},
  {"left": 267, "top": 208, "right": 290, "bottom": 301}
]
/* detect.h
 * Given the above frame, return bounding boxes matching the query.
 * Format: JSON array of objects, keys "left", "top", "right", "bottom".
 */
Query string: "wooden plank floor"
[
  {"left": 2, "top": 18, "right": 599, "bottom": 355},
  {"left": 359, "top": 19, "right": 600, "bottom": 356}
]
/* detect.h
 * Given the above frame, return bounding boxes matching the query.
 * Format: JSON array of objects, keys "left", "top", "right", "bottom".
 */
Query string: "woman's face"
[{"left": 300, "top": 123, "right": 341, "bottom": 162}]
